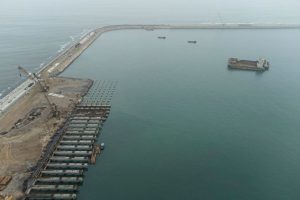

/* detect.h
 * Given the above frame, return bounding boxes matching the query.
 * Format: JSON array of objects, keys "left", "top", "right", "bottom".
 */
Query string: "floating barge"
[{"left": 228, "top": 58, "right": 270, "bottom": 71}]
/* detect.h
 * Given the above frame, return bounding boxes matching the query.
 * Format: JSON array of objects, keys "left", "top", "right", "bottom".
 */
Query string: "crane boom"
[
  {"left": 18, "top": 66, "right": 49, "bottom": 92},
  {"left": 17, "top": 66, "right": 58, "bottom": 118},
  {"left": 18, "top": 65, "right": 33, "bottom": 79}
]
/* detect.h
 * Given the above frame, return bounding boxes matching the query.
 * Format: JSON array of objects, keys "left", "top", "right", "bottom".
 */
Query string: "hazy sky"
[{"left": 1, "top": 0, "right": 300, "bottom": 24}]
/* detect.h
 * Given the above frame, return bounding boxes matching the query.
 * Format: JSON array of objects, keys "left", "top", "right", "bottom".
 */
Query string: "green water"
[{"left": 62, "top": 29, "right": 300, "bottom": 199}]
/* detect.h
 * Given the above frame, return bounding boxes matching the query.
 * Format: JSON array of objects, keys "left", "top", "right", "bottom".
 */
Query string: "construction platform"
[{"left": 24, "top": 81, "right": 116, "bottom": 200}]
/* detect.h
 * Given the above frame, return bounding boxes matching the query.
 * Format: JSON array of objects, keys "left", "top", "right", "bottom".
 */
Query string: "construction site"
[
  {"left": 0, "top": 74, "right": 92, "bottom": 199},
  {"left": 0, "top": 29, "right": 103, "bottom": 199},
  {"left": 1, "top": 23, "right": 300, "bottom": 199},
  {"left": 23, "top": 80, "right": 116, "bottom": 200},
  {"left": 0, "top": 28, "right": 117, "bottom": 198},
  {"left": 0, "top": 69, "right": 116, "bottom": 199}
]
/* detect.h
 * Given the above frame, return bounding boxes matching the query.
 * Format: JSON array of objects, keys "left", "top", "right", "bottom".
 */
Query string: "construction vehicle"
[{"left": 18, "top": 66, "right": 59, "bottom": 118}]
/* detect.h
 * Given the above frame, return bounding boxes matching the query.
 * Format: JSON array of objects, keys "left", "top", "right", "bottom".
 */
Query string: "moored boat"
[{"left": 228, "top": 58, "right": 270, "bottom": 71}]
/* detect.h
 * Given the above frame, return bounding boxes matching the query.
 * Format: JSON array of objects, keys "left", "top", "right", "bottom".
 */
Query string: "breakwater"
[{"left": 2, "top": 23, "right": 300, "bottom": 115}]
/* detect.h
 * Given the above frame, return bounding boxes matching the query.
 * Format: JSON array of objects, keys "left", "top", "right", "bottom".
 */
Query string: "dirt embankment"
[{"left": 0, "top": 77, "right": 92, "bottom": 199}]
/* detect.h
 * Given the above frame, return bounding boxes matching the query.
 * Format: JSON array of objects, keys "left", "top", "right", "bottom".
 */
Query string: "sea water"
[
  {"left": 2, "top": 0, "right": 300, "bottom": 199},
  {"left": 1, "top": 0, "right": 300, "bottom": 95},
  {"left": 63, "top": 29, "right": 300, "bottom": 200}
]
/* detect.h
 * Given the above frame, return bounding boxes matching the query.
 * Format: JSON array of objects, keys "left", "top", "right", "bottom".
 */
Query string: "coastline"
[
  {"left": 2, "top": 22, "right": 300, "bottom": 115},
  {"left": 1, "top": 23, "right": 300, "bottom": 199}
]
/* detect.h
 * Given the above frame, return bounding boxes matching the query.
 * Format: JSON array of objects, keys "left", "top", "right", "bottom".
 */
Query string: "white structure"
[
  {"left": 0, "top": 79, "right": 35, "bottom": 114},
  {"left": 257, "top": 58, "right": 270, "bottom": 70}
]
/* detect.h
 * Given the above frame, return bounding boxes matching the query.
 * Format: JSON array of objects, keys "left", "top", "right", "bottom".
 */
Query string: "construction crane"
[
  {"left": 18, "top": 66, "right": 59, "bottom": 118},
  {"left": 18, "top": 66, "right": 49, "bottom": 92}
]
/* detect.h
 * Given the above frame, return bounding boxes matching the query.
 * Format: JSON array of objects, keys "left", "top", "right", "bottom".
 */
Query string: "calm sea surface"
[
  {"left": 2, "top": 0, "right": 300, "bottom": 199},
  {"left": 63, "top": 29, "right": 300, "bottom": 199},
  {"left": 1, "top": 0, "right": 300, "bottom": 95}
]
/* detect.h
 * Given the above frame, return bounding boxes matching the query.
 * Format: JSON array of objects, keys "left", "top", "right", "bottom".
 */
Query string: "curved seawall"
[{"left": 2, "top": 23, "right": 300, "bottom": 114}]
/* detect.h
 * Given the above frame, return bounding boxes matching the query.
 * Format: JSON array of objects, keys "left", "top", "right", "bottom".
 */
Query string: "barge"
[{"left": 228, "top": 58, "right": 270, "bottom": 71}]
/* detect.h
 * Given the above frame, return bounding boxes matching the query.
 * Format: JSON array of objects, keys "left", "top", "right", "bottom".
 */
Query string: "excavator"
[{"left": 18, "top": 66, "right": 59, "bottom": 118}]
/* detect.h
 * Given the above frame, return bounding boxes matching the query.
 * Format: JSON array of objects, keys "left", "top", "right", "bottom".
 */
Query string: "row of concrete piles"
[{"left": 25, "top": 81, "right": 115, "bottom": 200}]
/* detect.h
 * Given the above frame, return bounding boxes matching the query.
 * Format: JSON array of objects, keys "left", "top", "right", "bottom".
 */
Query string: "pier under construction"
[{"left": 24, "top": 80, "right": 117, "bottom": 200}]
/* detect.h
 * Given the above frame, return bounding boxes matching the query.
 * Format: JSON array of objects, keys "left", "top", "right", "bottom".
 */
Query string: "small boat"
[
  {"left": 188, "top": 40, "right": 197, "bottom": 44},
  {"left": 157, "top": 36, "right": 166, "bottom": 39},
  {"left": 100, "top": 142, "right": 105, "bottom": 150}
]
